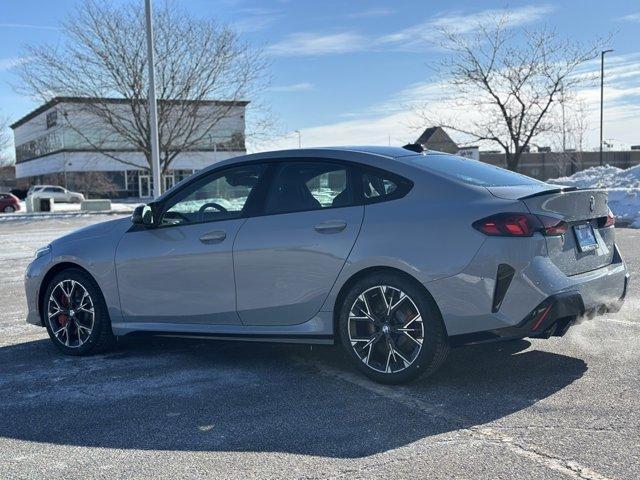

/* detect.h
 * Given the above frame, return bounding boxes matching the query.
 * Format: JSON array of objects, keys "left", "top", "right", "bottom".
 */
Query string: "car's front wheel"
[
  {"left": 338, "top": 272, "right": 449, "bottom": 384},
  {"left": 3, "top": 205, "right": 15, "bottom": 213},
  {"left": 43, "top": 269, "right": 115, "bottom": 355}
]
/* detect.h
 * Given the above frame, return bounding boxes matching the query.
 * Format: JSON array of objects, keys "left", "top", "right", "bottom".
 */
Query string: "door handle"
[
  {"left": 199, "top": 230, "right": 226, "bottom": 244},
  {"left": 314, "top": 220, "right": 347, "bottom": 234}
]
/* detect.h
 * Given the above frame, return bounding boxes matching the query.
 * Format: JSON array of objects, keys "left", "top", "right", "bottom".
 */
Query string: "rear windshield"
[{"left": 408, "top": 154, "right": 544, "bottom": 187}]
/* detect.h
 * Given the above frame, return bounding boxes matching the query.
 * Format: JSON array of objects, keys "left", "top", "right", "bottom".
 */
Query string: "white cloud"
[
  {"left": 233, "top": 8, "right": 282, "bottom": 33},
  {"left": 269, "top": 82, "right": 315, "bottom": 92},
  {"left": 0, "top": 57, "right": 28, "bottom": 71},
  {"left": 619, "top": 13, "right": 640, "bottom": 22},
  {"left": 266, "top": 32, "right": 368, "bottom": 56},
  {"left": 0, "top": 23, "right": 58, "bottom": 30},
  {"left": 346, "top": 8, "right": 395, "bottom": 19},
  {"left": 267, "top": 4, "right": 556, "bottom": 57},
  {"left": 378, "top": 5, "right": 555, "bottom": 50}
]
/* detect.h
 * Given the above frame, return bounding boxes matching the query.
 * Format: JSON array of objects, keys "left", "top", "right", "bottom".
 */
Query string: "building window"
[
  {"left": 46, "top": 110, "right": 58, "bottom": 129},
  {"left": 15, "top": 132, "right": 63, "bottom": 162}
]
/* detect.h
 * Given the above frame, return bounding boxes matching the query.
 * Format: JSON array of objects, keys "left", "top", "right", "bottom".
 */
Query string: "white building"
[{"left": 11, "top": 96, "right": 248, "bottom": 198}]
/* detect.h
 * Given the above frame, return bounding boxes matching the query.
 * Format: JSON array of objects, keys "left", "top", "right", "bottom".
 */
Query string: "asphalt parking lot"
[{"left": 0, "top": 216, "right": 638, "bottom": 480}]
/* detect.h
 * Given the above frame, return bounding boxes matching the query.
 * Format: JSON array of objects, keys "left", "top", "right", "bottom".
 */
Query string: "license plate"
[{"left": 573, "top": 224, "right": 598, "bottom": 252}]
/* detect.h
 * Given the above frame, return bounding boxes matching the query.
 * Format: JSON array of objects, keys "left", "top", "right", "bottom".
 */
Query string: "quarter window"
[
  {"left": 160, "top": 164, "right": 266, "bottom": 226},
  {"left": 265, "top": 162, "right": 352, "bottom": 215},
  {"left": 360, "top": 169, "right": 411, "bottom": 203}
]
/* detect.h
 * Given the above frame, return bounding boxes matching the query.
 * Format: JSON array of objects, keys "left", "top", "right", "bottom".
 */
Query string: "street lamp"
[
  {"left": 294, "top": 130, "right": 301, "bottom": 148},
  {"left": 144, "top": 0, "right": 162, "bottom": 198},
  {"left": 600, "top": 49, "right": 613, "bottom": 166}
]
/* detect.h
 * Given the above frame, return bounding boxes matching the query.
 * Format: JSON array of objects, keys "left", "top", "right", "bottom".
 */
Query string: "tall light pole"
[
  {"left": 294, "top": 130, "right": 301, "bottom": 148},
  {"left": 145, "top": 0, "right": 162, "bottom": 198},
  {"left": 600, "top": 49, "right": 613, "bottom": 166}
]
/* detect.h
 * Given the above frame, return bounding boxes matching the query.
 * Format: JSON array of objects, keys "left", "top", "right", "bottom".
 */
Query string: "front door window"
[{"left": 160, "top": 164, "right": 267, "bottom": 226}]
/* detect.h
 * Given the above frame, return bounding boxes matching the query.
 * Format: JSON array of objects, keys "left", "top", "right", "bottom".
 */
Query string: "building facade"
[{"left": 11, "top": 97, "right": 248, "bottom": 198}]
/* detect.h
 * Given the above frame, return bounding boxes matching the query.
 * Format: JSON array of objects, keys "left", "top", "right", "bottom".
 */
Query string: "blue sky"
[{"left": 1, "top": 0, "right": 639, "bottom": 153}]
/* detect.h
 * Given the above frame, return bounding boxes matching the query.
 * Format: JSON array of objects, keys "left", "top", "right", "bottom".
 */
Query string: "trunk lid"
[{"left": 487, "top": 185, "right": 615, "bottom": 276}]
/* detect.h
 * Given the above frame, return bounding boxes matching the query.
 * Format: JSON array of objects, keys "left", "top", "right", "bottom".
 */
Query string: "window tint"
[
  {"left": 265, "top": 162, "right": 351, "bottom": 215},
  {"left": 160, "top": 164, "right": 265, "bottom": 226},
  {"left": 408, "top": 155, "right": 544, "bottom": 187},
  {"left": 362, "top": 172, "right": 398, "bottom": 200},
  {"left": 359, "top": 168, "right": 412, "bottom": 204}
]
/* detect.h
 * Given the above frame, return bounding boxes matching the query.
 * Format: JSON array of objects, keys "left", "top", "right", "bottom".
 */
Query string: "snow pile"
[{"left": 548, "top": 164, "right": 640, "bottom": 227}]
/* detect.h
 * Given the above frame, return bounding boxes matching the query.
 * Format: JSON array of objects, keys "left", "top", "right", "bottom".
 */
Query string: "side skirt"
[{"left": 123, "top": 331, "right": 335, "bottom": 345}]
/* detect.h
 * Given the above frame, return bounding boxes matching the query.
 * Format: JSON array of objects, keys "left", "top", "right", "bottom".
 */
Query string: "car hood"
[{"left": 51, "top": 216, "right": 132, "bottom": 247}]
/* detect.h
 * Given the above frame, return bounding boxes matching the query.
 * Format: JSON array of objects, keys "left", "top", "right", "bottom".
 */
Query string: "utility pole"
[
  {"left": 600, "top": 49, "right": 613, "bottom": 166},
  {"left": 294, "top": 130, "right": 301, "bottom": 148},
  {"left": 145, "top": 0, "right": 162, "bottom": 198}
]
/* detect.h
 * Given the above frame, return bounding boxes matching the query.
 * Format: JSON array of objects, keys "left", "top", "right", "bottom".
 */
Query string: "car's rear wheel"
[
  {"left": 43, "top": 269, "right": 115, "bottom": 355},
  {"left": 3, "top": 205, "right": 14, "bottom": 213},
  {"left": 338, "top": 272, "right": 449, "bottom": 384}
]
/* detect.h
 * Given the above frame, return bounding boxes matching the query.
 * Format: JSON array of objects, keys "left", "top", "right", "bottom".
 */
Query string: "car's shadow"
[{"left": 0, "top": 336, "right": 586, "bottom": 458}]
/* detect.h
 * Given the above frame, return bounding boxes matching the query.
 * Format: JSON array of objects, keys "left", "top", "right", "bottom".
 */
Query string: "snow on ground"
[
  {"left": 548, "top": 164, "right": 640, "bottom": 228},
  {"left": 0, "top": 200, "right": 141, "bottom": 222},
  {"left": 16, "top": 200, "right": 140, "bottom": 213}
]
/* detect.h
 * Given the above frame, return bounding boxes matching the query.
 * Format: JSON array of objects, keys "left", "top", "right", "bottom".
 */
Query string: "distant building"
[
  {"left": 416, "top": 126, "right": 459, "bottom": 154},
  {"left": 480, "top": 150, "right": 640, "bottom": 180},
  {"left": 10, "top": 96, "right": 248, "bottom": 198},
  {"left": 416, "top": 126, "right": 640, "bottom": 180}
]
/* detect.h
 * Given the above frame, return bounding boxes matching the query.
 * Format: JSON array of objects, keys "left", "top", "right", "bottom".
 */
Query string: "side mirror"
[{"left": 132, "top": 204, "right": 154, "bottom": 226}]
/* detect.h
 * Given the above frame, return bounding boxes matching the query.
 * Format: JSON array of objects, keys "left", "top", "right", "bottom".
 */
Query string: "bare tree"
[
  {"left": 0, "top": 116, "right": 12, "bottom": 166},
  {"left": 417, "top": 13, "right": 604, "bottom": 171},
  {"left": 545, "top": 90, "right": 589, "bottom": 177},
  {"left": 16, "top": 0, "right": 268, "bottom": 185},
  {"left": 71, "top": 171, "right": 118, "bottom": 198}
]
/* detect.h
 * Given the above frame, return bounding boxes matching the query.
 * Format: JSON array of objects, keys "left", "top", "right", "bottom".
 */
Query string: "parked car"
[
  {"left": 31, "top": 185, "right": 85, "bottom": 203},
  {"left": 0, "top": 193, "right": 21, "bottom": 213},
  {"left": 24, "top": 146, "right": 628, "bottom": 384}
]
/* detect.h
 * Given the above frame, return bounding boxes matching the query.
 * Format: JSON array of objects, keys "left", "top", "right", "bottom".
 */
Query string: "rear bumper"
[
  {"left": 427, "top": 237, "right": 629, "bottom": 339},
  {"left": 449, "top": 278, "right": 628, "bottom": 346}
]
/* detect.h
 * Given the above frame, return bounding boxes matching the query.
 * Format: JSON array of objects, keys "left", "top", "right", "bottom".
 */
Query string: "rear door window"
[{"left": 265, "top": 162, "right": 353, "bottom": 215}]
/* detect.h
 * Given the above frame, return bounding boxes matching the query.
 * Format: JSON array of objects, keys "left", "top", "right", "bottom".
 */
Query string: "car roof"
[{"left": 244, "top": 145, "right": 438, "bottom": 160}]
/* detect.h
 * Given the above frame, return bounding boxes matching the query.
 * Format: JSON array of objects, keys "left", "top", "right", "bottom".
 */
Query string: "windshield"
[{"left": 408, "top": 154, "right": 545, "bottom": 187}]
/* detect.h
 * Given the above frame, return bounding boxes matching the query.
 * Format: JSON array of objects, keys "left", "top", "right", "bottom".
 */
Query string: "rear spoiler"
[{"left": 519, "top": 186, "right": 579, "bottom": 200}]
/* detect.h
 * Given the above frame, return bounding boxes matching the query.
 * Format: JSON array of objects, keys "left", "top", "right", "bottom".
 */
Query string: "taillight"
[
  {"left": 603, "top": 210, "right": 615, "bottom": 228},
  {"left": 537, "top": 215, "right": 568, "bottom": 236},
  {"left": 473, "top": 213, "right": 567, "bottom": 237}
]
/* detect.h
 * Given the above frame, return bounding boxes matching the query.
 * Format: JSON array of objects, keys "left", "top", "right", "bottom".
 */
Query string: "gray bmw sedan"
[{"left": 25, "top": 146, "right": 629, "bottom": 384}]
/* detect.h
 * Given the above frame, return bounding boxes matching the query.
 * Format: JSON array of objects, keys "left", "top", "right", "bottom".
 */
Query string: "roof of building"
[
  {"left": 415, "top": 126, "right": 459, "bottom": 154},
  {"left": 10, "top": 96, "right": 250, "bottom": 129}
]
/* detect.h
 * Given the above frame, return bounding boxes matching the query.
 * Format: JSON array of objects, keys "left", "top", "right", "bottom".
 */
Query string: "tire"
[
  {"left": 338, "top": 272, "right": 449, "bottom": 384},
  {"left": 42, "top": 269, "right": 115, "bottom": 356},
  {"left": 3, "top": 205, "right": 15, "bottom": 213}
]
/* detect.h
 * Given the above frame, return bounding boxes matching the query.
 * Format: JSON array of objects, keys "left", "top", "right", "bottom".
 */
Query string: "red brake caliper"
[{"left": 58, "top": 293, "right": 68, "bottom": 326}]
